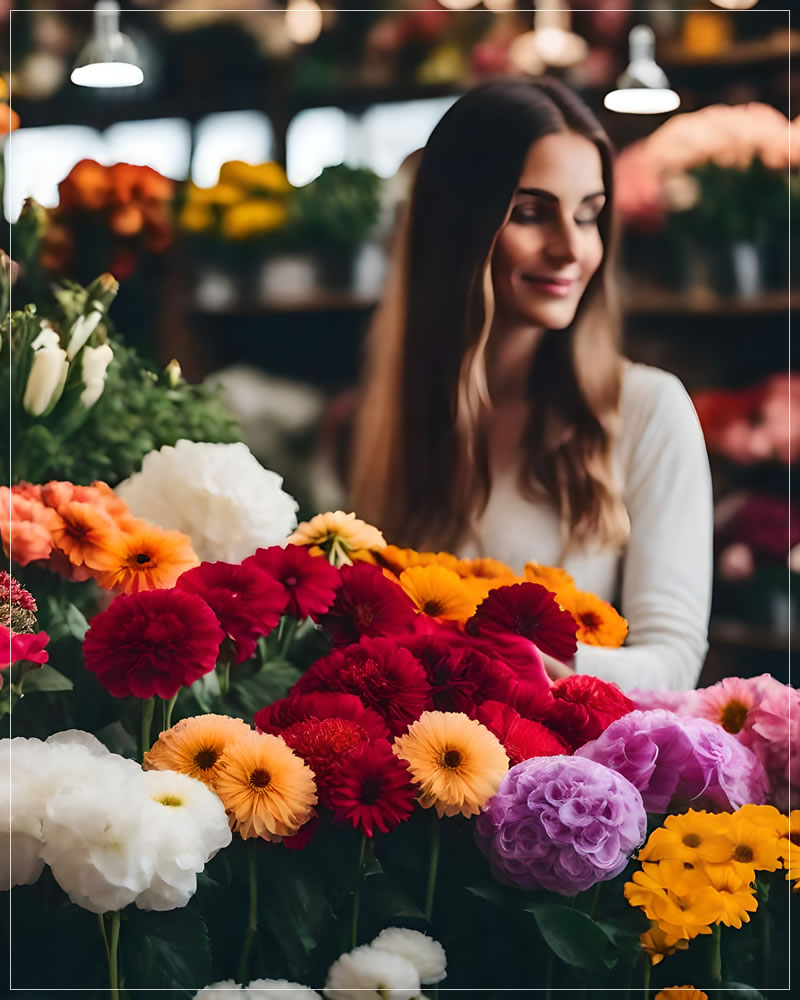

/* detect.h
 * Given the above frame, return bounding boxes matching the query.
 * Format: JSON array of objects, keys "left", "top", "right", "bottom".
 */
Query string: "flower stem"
[
  {"left": 239, "top": 839, "right": 259, "bottom": 984},
  {"left": 589, "top": 881, "right": 602, "bottom": 920},
  {"left": 758, "top": 881, "right": 771, "bottom": 987},
  {"left": 140, "top": 698, "right": 154, "bottom": 760},
  {"left": 163, "top": 692, "right": 178, "bottom": 732},
  {"left": 710, "top": 922, "right": 723, "bottom": 986},
  {"left": 424, "top": 810, "right": 441, "bottom": 923},
  {"left": 97, "top": 912, "right": 110, "bottom": 965},
  {"left": 279, "top": 617, "right": 297, "bottom": 661},
  {"left": 641, "top": 954, "right": 651, "bottom": 1000},
  {"left": 107, "top": 910, "right": 121, "bottom": 1000},
  {"left": 351, "top": 834, "right": 367, "bottom": 950},
  {"left": 218, "top": 661, "right": 231, "bottom": 698}
]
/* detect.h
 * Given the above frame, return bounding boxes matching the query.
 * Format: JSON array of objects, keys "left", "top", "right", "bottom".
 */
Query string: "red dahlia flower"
[
  {"left": 254, "top": 690, "right": 389, "bottom": 742},
  {"left": 467, "top": 582, "right": 578, "bottom": 662},
  {"left": 243, "top": 544, "right": 340, "bottom": 620},
  {"left": 176, "top": 560, "right": 288, "bottom": 663},
  {"left": 279, "top": 716, "right": 373, "bottom": 802},
  {"left": 543, "top": 674, "right": 635, "bottom": 750},
  {"left": 475, "top": 700, "right": 568, "bottom": 765},
  {"left": 292, "top": 637, "right": 431, "bottom": 736},
  {"left": 83, "top": 589, "right": 224, "bottom": 699},
  {"left": 400, "top": 634, "right": 515, "bottom": 713},
  {"left": 319, "top": 563, "right": 417, "bottom": 646},
  {"left": 328, "top": 740, "right": 417, "bottom": 837}
]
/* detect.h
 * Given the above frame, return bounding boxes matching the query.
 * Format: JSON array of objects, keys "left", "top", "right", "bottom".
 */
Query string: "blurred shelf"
[
  {"left": 624, "top": 289, "right": 796, "bottom": 318},
  {"left": 709, "top": 618, "right": 794, "bottom": 653},
  {"left": 662, "top": 31, "right": 797, "bottom": 70},
  {"left": 189, "top": 289, "right": 378, "bottom": 316}
]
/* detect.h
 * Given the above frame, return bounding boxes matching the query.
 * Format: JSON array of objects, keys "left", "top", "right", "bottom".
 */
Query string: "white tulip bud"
[
  {"left": 31, "top": 324, "right": 61, "bottom": 351},
  {"left": 23, "top": 343, "right": 69, "bottom": 416},
  {"left": 66, "top": 310, "right": 103, "bottom": 360},
  {"left": 80, "top": 343, "right": 114, "bottom": 409}
]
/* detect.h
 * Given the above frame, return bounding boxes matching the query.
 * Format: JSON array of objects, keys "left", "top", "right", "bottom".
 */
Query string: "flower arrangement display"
[
  {"left": 4, "top": 477, "right": 795, "bottom": 994},
  {"left": 2, "top": 267, "right": 240, "bottom": 487}
]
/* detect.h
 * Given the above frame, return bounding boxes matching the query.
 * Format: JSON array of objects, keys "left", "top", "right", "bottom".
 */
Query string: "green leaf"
[
  {"left": 121, "top": 907, "right": 212, "bottom": 991},
  {"left": 232, "top": 660, "right": 301, "bottom": 716},
  {"left": 465, "top": 883, "right": 520, "bottom": 910},
  {"left": 523, "top": 902, "right": 616, "bottom": 970},
  {"left": 64, "top": 604, "right": 89, "bottom": 642},
  {"left": 371, "top": 889, "right": 427, "bottom": 923},
  {"left": 720, "top": 984, "right": 765, "bottom": 999},
  {"left": 21, "top": 664, "right": 74, "bottom": 692}
]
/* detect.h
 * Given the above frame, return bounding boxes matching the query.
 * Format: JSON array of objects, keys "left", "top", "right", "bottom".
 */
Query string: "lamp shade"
[
  {"left": 71, "top": 1, "right": 143, "bottom": 88},
  {"left": 604, "top": 25, "right": 679, "bottom": 114}
]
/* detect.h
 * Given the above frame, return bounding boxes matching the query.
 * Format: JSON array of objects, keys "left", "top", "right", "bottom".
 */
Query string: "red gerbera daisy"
[
  {"left": 244, "top": 544, "right": 340, "bottom": 620},
  {"left": 83, "top": 589, "right": 224, "bottom": 699},
  {"left": 176, "top": 560, "right": 288, "bottom": 663},
  {"left": 543, "top": 674, "right": 635, "bottom": 750},
  {"left": 401, "top": 634, "right": 515, "bottom": 713},
  {"left": 254, "top": 690, "right": 389, "bottom": 742},
  {"left": 475, "top": 700, "right": 568, "bottom": 765},
  {"left": 467, "top": 582, "right": 578, "bottom": 662},
  {"left": 328, "top": 740, "right": 417, "bottom": 837},
  {"left": 319, "top": 563, "right": 417, "bottom": 647},
  {"left": 292, "top": 637, "right": 431, "bottom": 736}
]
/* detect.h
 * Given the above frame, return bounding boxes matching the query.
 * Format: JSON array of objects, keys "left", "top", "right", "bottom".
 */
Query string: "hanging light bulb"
[
  {"left": 709, "top": 1, "right": 759, "bottom": 9},
  {"left": 603, "top": 24, "right": 679, "bottom": 114},
  {"left": 532, "top": 2, "right": 588, "bottom": 68},
  {"left": 71, "top": 1, "right": 143, "bottom": 88},
  {"left": 285, "top": 0, "right": 323, "bottom": 46},
  {"left": 438, "top": 1, "right": 482, "bottom": 10}
]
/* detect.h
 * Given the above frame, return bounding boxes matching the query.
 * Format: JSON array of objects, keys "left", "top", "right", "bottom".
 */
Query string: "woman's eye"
[
  {"left": 575, "top": 214, "right": 600, "bottom": 226},
  {"left": 511, "top": 205, "right": 543, "bottom": 222}
]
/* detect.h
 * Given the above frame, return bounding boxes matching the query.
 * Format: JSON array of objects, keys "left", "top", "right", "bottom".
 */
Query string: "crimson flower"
[
  {"left": 83, "top": 589, "right": 224, "bottom": 699},
  {"left": 243, "top": 545, "right": 340, "bottom": 620},
  {"left": 475, "top": 700, "right": 567, "bottom": 765},
  {"left": 176, "top": 560, "right": 288, "bottom": 663},
  {"left": 328, "top": 740, "right": 417, "bottom": 837},
  {"left": 279, "top": 716, "right": 373, "bottom": 802},
  {"left": 467, "top": 583, "right": 578, "bottom": 662},
  {"left": 319, "top": 563, "right": 417, "bottom": 647},
  {"left": 0, "top": 624, "right": 49, "bottom": 668},
  {"left": 401, "top": 634, "right": 515, "bottom": 712},
  {"left": 254, "top": 690, "right": 389, "bottom": 742},
  {"left": 292, "top": 637, "right": 431, "bottom": 736},
  {"left": 542, "top": 674, "right": 635, "bottom": 750}
]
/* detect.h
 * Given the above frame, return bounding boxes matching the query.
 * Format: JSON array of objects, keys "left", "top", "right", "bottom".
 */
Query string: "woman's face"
[{"left": 492, "top": 132, "right": 606, "bottom": 330}]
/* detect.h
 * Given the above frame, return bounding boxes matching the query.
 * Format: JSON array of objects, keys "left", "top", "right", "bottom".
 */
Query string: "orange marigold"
[{"left": 558, "top": 588, "right": 628, "bottom": 647}]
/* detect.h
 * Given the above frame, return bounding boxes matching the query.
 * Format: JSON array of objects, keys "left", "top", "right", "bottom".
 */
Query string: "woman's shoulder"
[{"left": 618, "top": 362, "right": 704, "bottom": 461}]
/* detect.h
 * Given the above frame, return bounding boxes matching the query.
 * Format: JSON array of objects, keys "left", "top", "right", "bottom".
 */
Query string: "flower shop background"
[{"left": 1, "top": 3, "right": 797, "bottom": 997}]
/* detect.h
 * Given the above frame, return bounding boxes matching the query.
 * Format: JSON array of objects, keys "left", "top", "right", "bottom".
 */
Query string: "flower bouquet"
[
  {"left": 615, "top": 103, "right": 798, "bottom": 297},
  {"left": 4, "top": 440, "right": 795, "bottom": 996}
]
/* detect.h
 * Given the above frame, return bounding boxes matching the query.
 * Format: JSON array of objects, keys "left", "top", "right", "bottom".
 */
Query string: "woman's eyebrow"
[{"left": 515, "top": 187, "right": 606, "bottom": 203}]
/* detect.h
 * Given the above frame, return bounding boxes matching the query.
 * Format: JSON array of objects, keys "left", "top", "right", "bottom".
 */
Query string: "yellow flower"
[
  {"left": 695, "top": 864, "right": 758, "bottom": 929},
  {"left": 377, "top": 546, "right": 460, "bottom": 575},
  {"left": 778, "top": 808, "right": 799, "bottom": 870},
  {"left": 398, "top": 565, "right": 478, "bottom": 621},
  {"left": 524, "top": 561, "right": 575, "bottom": 592},
  {"left": 638, "top": 811, "right": 734, "bottom": 866},
  {"left": 455, "top": 557, "right": 517, "bottom": 581},
  {"left": 213, "top": 731, "right": 317, "bottom": 840},
  {"left": 737, "top": 803, "right": 790, "bottom": 840},
  {"left": 143, "top": 714, "right": 252, "bottom": 787},
  {"left": 219, "top": 159, "right": 291, "bottom": 193},
  {"left": 654, "top": 989, "right": 708, "bottom": 1000},
  {"left": 288, "top": 510, "right": 386, "bottom": 565},
  {"left": 222, "top": 199, "right": 288, "bottom": 240},
  {"left": 185, "top": 181, "right": 244, "bottom": 206},
  {"left": 556, "top": 587, "right": 628, "bottom": 647},
  {"left": 625, "top": 869, "right": 716, "bottom": 940},
  {"left": 179, "top": 201, "right": 214, "bottom": 232},
  {"left": 640, "top": 922, "right": 689, "bottom": 966},
  {"left": 392, "top": 711, "right": 508, "bottom": 818},
  {"left": 641, "top": 860, "right": 710, "bottom": 897},
  {"left": 724, "top": 813, "right": 784, "bottom": 878}
]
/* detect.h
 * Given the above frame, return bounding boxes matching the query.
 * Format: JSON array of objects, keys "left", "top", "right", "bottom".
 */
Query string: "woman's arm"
[{"left": 572, "top": 369, "right": 714, "bottom": 692}]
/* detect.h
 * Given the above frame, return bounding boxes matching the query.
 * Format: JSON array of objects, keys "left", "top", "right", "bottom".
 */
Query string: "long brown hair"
[{"left": 350, "top": 77, "right": 629, "bottom": 556}]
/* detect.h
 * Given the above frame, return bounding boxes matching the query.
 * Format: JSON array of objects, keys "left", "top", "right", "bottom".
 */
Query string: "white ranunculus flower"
[
  {"left": 194, "top": 981, "right": 243, "bottom": 999},
  {"left": 1, "top": 738, "right": 48, "bottom": 889},
  {"left": 134, "top": 770, "right": 232, "bottom": 911},
  {"left": 370, "top": 928, "right": 447, "bottom": 985},
  {"left": 80, "top": 343, "right": 114, "bottom": 408},
  {"left": 324, "top": 944, "right": 421, "bottom": 1000},
  {"left": 23, "top": 338, "right": 69, "bottom": 416},
  {"left": 245, "top": 979, "right": 321, "bottom": 999},
  {"left": 116, "top": 439, "right": 299, "bottom": 562},
  {"left": 66, "top": 309, "right": 102, "bottom": 360}
]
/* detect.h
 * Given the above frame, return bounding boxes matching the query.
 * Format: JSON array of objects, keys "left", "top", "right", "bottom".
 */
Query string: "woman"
[{"left": 349, "top": 77, "right": 713, "bottom": 693}]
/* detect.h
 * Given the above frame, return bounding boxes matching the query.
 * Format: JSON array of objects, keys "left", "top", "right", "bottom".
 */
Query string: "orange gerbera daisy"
[
  {"left": 392, "top": 710, "right": 509, "bottom": 818},
  {"left": 454, "top": 557, "right": 517, "bottom": 581},
  {"left": 558, "top": 588, "right": 628, "bottom": 647},
  {"left": 213, "top": 731, "right": 317, "bottom": 840},
  {"left": 377, "top": 545, "right": 458, "bottom": 575},
  {"left": 49, "top": 500, "right": 117, "bottom": 568},
  {"left": 654, "top": 989, "right": 708, "bottom": 1000},
  {"left": 90, "top": 521, "right": 199, "bottom": 593},
  {"left": 143, "top": 714, "right": 252, "bottom": 786},
  {"left": 398, "top": 565, "right": 478, "bottom": 621},
  {"left": 524, "top": 561, "right": 575, "bottom": 593}
]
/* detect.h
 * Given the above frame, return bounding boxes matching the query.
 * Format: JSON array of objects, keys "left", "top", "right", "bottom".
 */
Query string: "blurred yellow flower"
[
  {"left": 179, "top": 201, "right": 214, "bottom": 232},
  {"left": 640, "top": 922, "right": 689, "bottom": 966},
  {"left": 222, "top": 199, "right": 289, "bottom": 240},
  {"left": 524, "top": 561, "right": 575, "bottom": 592},
  {"left": 219, "top": 159, "right": 291, "bottom": 193},
  {"left": 186, "top": 181, "right": 244, "bottom": 206}
]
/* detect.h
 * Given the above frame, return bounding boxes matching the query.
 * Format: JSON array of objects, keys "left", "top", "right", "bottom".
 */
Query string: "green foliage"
[{"left": 290, "top": 164, "right": 382, "bottom": 250}]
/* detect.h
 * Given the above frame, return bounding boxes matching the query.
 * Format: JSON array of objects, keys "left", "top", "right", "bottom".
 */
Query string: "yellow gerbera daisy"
[
  {"left": 737, "top": 803, "right": 790, "bottom": 840},
  {"left": 524, "top": 561, "right": 575, "bottom": 593},
  {"left": 695, "top": 864, "right": 758, "bottom": 929},
  {"left": 454, "top": 557, "right": 517, "bottom": 581},
  {"left": 398, "top": 565, "right": 478, "bottom": 621},
  {"left": 723, "top": 814, "right": 784, "bottom": 878},
  {"left": 213, "top": 731, "right": 317, "bottom": 840},
  {"left": 392, "top": 711, "right": 509, "bottom": 818},
  {"left": 778, "top": 808, "right": 799, "bottom": 871},
  {"left": 654, "top": 989, "right": 708, "bottom": 1000},
  {"left": 640, "top": 922, "right": 689, "bottom": 966},
  {"left": 639, "top": 811, "right": 734, "bottom": 865},
  {"left": 143, "top": 714, "right": 252, "bottom": 786},
  {"left": 377, "top": 546, "right": 459, "bottom": 575},
  {"left": 287, "top": 511, "right": 385, "bottom": 566},
  {"left": 556, "top": 588, "right": 628, "bottom": 647}
]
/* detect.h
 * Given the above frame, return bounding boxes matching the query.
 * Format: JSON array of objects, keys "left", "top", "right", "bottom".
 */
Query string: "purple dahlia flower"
[
  {"left": 575, "top": 709, "right": 768, "bottom": 813},
  {"left": 475, "top": 755, "right": 646, "bottom": 895}
]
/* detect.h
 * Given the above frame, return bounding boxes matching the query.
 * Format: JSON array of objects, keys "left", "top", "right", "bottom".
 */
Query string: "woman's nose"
[{"left": 543, "top": 218, "right": 580, "bottom": 265}]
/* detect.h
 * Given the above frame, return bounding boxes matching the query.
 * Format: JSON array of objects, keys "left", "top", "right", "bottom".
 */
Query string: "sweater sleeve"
[{"left": 574, "top": 369, "right": 713, "bottom": 692}]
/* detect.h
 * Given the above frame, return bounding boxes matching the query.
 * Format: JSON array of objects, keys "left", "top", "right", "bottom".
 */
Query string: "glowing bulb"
[
  {"left": 285, "top": 0, "right": 323, "bottom": 46},
  {"left": 709, "top": 1, "right": 759, "bottom": 9},
  {"left": 438, "top": 0, "right": 482, "bottom": 9}
]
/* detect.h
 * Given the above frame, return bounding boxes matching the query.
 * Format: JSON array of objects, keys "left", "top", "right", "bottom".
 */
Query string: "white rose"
[
  {"left": 23, "top": 340, "right": 69, "bottom": 416},
  {"left": 370, "top": 928, "right": 447, "bottom": 985},
  {"left": 66, "top": 309, "right": 102, "bottom": 360},
  {"left": 324, "top": 944, "right": 421, "bottom": 1000},
  {"left": 80, "top": 342, "right": 114, "bottom": 409},
  {"left": 116, "top": 440, "right": 299, "bottom": 563}
]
